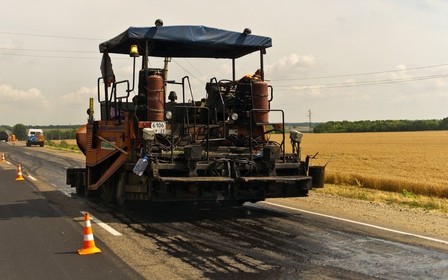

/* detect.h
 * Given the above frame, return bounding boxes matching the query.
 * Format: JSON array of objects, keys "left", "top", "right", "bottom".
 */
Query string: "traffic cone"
[
  {"left": 1, "top": 153, "right": 5, "bottom": 162},
  {"left": 78, "top": 212, "right": 102, "bottom": 255},
  {"left": 15, "top": 164, "right": 25, "bottom": 181}
]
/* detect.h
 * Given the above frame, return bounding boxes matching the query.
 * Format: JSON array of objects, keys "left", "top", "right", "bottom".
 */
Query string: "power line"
[
  {"left": 308, "top": 109, "right": 312, "bottom": 132},
  {"left": 0, "top": 31, "right": 102, "bottom": 41},
  {"left": 171, "top": 59, "right": 206, "bottom": 84},
  {"left": 0, "top": 52, "right": 98, "bottom": 59},
  {"left": 0, "top": 31, "right": 101, "bottom": 59},
  {"left": 274, "top": 73, "right": 448, "bottom": 91},
  {"left": 0, "top": 47, "right": 96, "bottom": 53},
  {"left": 3, "top": 29, "right": 448, "bottom": 90},
  {"left": 182, "top": 58, "right": 206, "bottom": 83},
  {"left": 271, "top": 63, "right": 448, "bottom": 81}
]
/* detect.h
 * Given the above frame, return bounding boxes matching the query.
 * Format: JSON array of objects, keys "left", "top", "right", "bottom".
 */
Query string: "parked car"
[{"left": 0, "top": 131, "right": 8, "bottom": 142}]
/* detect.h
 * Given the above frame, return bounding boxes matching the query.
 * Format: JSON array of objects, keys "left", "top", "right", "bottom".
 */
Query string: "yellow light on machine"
[{"left": 130, "top": 44, "right": 139, "bottom": 57}]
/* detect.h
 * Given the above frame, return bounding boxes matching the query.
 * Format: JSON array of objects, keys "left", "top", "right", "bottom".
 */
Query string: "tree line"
[
  {"left": 3, "top": 119, "right": 448, "bottom": 138},
  {"left": 0, "top": 124, "right": 80, "bottom": 141},
  {"left": 313, "top": 118, "right": 448, "bottom": 133}
]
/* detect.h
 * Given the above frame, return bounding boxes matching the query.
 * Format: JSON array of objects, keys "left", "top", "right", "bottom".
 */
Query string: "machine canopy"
[{"left": 99, "top": 25, "right": 272, "bottom": 59}]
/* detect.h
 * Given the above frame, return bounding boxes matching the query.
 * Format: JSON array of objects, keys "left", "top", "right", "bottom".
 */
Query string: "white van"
[{"left": 27, "top": 129, "right": 45, "bottom": 147}]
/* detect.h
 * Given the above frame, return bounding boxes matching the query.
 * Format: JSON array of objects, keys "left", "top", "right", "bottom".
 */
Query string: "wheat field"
[
  {"left": 60, "top": 132, "right": 448, "bottom": 198},
  {"left": 270, "top": 131, "right": 448, "bottom": 198}
]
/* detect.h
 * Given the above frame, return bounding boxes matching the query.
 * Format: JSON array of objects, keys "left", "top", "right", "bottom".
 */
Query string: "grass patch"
[
  {"left": 46, "top": 139, "right": 81, "bottom": 152},
  {"left": 314, "top": 184, "right": 448, "bottom": 213},
  {"left": 325, "top": 172, "right": 448, "bottom": 199}
]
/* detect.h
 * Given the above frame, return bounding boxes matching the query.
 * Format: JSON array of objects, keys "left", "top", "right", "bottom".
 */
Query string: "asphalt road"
[
  {"left": 0, "top": 143, "right": 143, "bottom": 280},
  {"left": 1, "top": 141, "right": 447, "bottom": 279}
]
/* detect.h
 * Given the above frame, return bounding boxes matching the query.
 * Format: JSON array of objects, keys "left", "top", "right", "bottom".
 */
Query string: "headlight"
[
  {"left": 230, "top": 112, "right": 239, "bottom": 121},
  {"left": 143, "top": 128, "right": 155, "bottom": 141},
  {"left": 165, "top": 111, "right": 173, "bottom": 120},
  {"left": 290, "top": 130, "right": 303, "bottom": 142}
]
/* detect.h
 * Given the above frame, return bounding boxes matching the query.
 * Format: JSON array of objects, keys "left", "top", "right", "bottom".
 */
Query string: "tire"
[
  {"left": 115, "top": 172, "right": 126, "bottom": 208},
  {"left": 26, "top": 141, "right": 31, "bottom": 147},
  {"left": 100, "top": 173, "right": 119, "bottom": 205},
  {"left": 75, "top": 183, "right": 85, "bottom": 196},
  {"left": 219, "top": 200, "right": 245, "bottom": 208},
  {"left": 100, "top": 184, "right": 116, "bottom": 205}
]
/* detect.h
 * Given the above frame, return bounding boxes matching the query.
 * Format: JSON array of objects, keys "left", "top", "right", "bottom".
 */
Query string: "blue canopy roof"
[{"left": 99, "top": 25, "right": 272, "bottom": 59}]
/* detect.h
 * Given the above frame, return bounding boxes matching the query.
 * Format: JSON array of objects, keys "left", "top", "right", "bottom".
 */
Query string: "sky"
[{"left": 1, "top": 0, "right": 448, "bottom": 125}]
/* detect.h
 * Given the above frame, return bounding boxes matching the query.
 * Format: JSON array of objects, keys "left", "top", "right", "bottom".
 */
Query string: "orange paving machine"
[{"left": 66, "top": 21, "right": 322, "bottom": 207}]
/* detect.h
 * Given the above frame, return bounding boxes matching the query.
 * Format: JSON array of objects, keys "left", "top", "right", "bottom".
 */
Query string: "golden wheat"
[{"left": 270, "top": 131, "right": 448, "bottom": 198}]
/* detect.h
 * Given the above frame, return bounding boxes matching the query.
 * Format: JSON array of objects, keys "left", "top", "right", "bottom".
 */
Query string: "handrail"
[
  {"left": 268, "top": 85, "right": 274, "bottom": 108},
  {"left": 97, "top": 76, "right": 131, "bottom": 121},
  {"left": 173, "top": 105, "right": 211, "bottom": 161},
  {"left": 209, "top": 77, "right": 227, "bottom": 136},
  {"left": 166, "top": 76, "right": 195, "bottom": 104},
  {"left": 249, "top": 109, "right": 285, "bottom": 162}
]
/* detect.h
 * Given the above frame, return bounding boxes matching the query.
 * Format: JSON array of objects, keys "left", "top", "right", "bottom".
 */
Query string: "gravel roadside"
[{"left": 269, "top": 191, "right": 448, "bottom": 245}]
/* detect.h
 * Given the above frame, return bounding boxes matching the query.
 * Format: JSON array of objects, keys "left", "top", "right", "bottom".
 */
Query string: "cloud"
[
  {"left": 55, "top": 86, "right": 99, "bottom": 124},
  {"left": 60, "top": 86, "right": 96, "bottom": 104},
  {"left": 265, "top": 53, "right": 321, "bottom": 97},
  {"left": 0, "top": 84, "right": 42, "bottom": 102},
  {"left": 269, "top": 53, "right": 318, "bottom": 76},
  {"left": 0, "top": 84, "right": 49, "bottom": 125},
  {"left": 0, "top": 84, "right": 98, "bottom": 125}
]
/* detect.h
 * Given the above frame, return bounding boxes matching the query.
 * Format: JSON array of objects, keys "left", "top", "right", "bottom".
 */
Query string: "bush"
[{"left": 58, "top": 140, "right": 69, "bottom": 149}]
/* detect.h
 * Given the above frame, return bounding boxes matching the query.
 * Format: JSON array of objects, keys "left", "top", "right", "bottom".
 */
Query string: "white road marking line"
[
  {"left": 61, "top": 190, "right": 72, "bottom": 197},
  {"left": 80, "top": 211, "right": 122, "bottom": 236},
  {"left": 53, "top": 184, "right": 72, "bottom": 197},
  {"left": 27, "top": 175, "right": 37, "bottom": 181},
  {"left": 262, "top": 201, "right": 448, "bottom": 246}
]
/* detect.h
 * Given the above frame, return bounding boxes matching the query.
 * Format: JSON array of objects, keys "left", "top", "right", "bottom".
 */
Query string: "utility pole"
[{"left": 308, "top": 109, "right": 312, "bottom": 133}]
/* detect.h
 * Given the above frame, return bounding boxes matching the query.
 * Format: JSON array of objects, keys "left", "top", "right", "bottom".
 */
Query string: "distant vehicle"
[
  {"left": 26, "top": 129, "right": 45, "bottom": 147},
  {"left": 0, "top": 131, "right": 8, "bottom": 142}
]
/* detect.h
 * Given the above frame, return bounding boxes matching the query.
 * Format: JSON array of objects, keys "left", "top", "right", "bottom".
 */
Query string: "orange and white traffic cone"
[
  {"left": 78, "top": 212, "right": 102, "bottom": 255},
  {"left": 15, "top": 164, "right": 25, "bottom": 181},
  {"left": 1, "top": 153, "right": 5, "bottom": 162}
]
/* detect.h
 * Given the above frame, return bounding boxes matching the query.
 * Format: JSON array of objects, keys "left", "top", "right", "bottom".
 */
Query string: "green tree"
[
  {"left": 440, "top": 117, "right": 448, "bottom": 130},
  {"left": 313, "top": 118, "right": 447, "bottom": 133},
  {"left": 12, "top": 123, "right": 27, "bottom": 140}
]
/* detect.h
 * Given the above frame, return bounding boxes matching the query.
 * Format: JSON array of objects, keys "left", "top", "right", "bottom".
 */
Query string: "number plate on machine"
[{"left": 151, "top": 122, "right": 166, "bottom": 134}]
